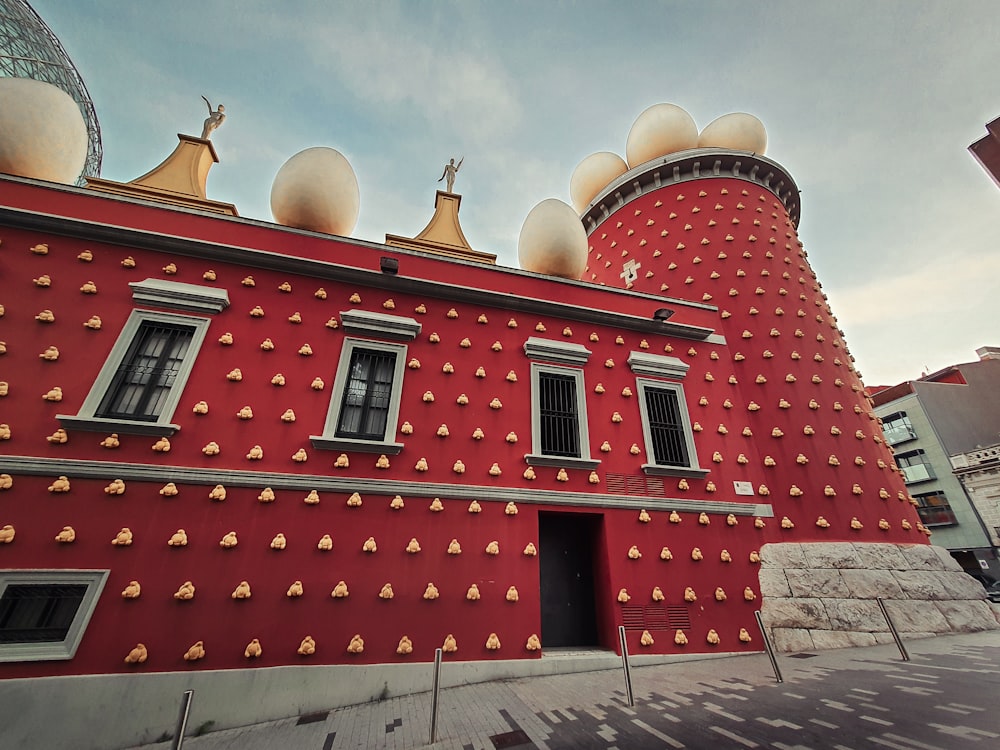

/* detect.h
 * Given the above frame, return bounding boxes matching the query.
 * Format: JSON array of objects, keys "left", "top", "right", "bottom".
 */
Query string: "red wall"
[{"left": 0, "top": 175, "right": 926, "bottom": 679}]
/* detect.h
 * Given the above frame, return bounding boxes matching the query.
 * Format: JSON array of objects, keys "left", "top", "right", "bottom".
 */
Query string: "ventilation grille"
[
  {"left": 606, "top": 474, "right": 666, "bottom": 497},
  {"left": 621, "top": 605, "right": 691, "bottom": 631}
]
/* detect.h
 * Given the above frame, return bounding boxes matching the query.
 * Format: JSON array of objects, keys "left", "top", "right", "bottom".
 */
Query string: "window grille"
[
  {"left": 335, "top": 348, "right": 397, "bottom": 440},
  {"left": 95, "top": 321, "right": 194, "bottom": 421},
  {"left": 538, "top": 371, "right": 580, "bottom": 457},
  {"left": 0, "top": 584, "right": 87, "bottom": 644},
  {"left": 644, "top": 386, "right": 690, "bottom": 466}
]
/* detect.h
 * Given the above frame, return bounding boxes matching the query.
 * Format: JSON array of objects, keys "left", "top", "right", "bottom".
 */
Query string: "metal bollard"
[
  {"left": 170, "top": 690, "right": 194, "bottom": 750},
  {"left": 876, "top": 597, "right": 910, "bottom": 661},
  {"left": 429, "top": 647, "right": 443, "bottom": 743},
  {"left": 754, "top": 611, "right": 784, "bottom": 683},
  {"left": 618, "top": 625, "right": 635, "bottom": 707}
]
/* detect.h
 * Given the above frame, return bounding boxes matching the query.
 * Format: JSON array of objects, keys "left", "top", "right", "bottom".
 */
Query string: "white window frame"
[
  {"left": 635, "top": 378, "right": 707, "bottom": 477},
  {"left": 0, "top": 569, "right": 109, "bottom": 663},
  {"left": 525, "top": 362, "right": 599, "bottom": 470},
  {"left": 311, "top": 337, "right": 408, "bottom": 455},
  {"left": 627, "top": 350, "right": 706, "bottom": 477},
  {"left": 57, "top": 309, "right": 211, "bottom": 437}
]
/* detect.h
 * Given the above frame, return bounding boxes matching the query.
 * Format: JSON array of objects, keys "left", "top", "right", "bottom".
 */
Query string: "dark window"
[
  {"left": 645, "top": 386, "right": 690, "bottom": 466},
  {"left": 0, "top": 584, "right": 87, "bottom": 644},
  {"left": 539, "top": 372, "right": 580, "bottom": 457},
  {"left": 95, "top": 321, "right": 194, "bottom": 421},
  {"left": 335, "top": 348, "right": 397, "bottom": 440},
  {"left": 913, "top": 491, "right": 957, "bottom": 526}
]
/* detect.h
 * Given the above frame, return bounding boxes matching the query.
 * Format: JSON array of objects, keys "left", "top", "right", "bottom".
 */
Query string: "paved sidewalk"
[{"left": 131, "top": 631, "right": 1000, "bottom": 749}]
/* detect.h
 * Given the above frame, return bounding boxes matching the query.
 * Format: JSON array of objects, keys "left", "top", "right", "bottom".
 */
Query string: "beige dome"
[
  {"left": 698, "top": 112, "right": 767, "bottom": 154},
  {"left": 270, "top": 147, "right": 360, "bottom": 236},
  {"left": 569, "top": 152, "right": 628, "bottom": 213},
  {"left": 518, "top": 198, "right": 588, "bottom": 280},
  {"left": 625, "top": 103, "right": 699, "bottom": 168},
  {"left": 0, "top": 78, "right": 87, "bottom": 184}
]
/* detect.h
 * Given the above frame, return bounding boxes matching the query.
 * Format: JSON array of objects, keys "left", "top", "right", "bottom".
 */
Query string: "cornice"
[
  {"left": 0, "top": 202, "right": 716, "bottom": 342},
  {"left": 582, "top": 148, "right": 800, "bottom": 234},
  {"left": 0, "top": 455, "right": 773, "bottom": 517}
]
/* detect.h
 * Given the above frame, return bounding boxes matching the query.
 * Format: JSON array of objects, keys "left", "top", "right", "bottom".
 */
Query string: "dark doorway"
[{"left": 539, "top": 512, "right": 601, "bottom": 647}]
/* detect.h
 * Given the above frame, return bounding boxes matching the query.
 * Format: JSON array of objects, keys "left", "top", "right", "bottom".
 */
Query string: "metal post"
[
  {"left": 170, "top": 689, "right": 194, "bottom": 750},
  {"left": 754, "top": 611, "right": 784, "bottom": 683},
  {"left": 876, "top": 597, "right": 910, "bottom": 661},
  {"left": 618, "top": 625, "right": 635, "bottom": 707},
  {"left": 429, "top": 647, "right": 443, "bottom": 744}
]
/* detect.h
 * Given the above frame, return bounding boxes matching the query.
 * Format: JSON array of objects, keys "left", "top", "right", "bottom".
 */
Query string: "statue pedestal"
[
  {"left": 386, "top": 191, "right": 495, "bottom": 264},
  {"left": 87, "top": 134, "right": 237, "bottom": 216}
]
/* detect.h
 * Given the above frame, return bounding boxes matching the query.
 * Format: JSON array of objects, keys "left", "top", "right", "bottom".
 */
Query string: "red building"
[
  {"left": 970, "top": 115, "right": 1000, "bottom": 188},
  {"left": 1, "top": 101, "right": 996, "bottom": 748}
]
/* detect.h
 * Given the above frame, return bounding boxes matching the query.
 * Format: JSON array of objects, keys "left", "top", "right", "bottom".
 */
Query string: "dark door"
[{"left": 539, "top": 512, "right": 600, "bottom": 647}]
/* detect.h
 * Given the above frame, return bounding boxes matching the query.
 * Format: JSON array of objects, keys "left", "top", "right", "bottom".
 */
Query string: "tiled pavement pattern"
[{"left": 132, "top": 631, "right": 1000, "bottom": 750}]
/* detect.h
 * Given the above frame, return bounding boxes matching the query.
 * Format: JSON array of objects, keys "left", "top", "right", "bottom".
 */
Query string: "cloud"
[{"left": 296, "top": 16, "right": 523, "bottom": 144}]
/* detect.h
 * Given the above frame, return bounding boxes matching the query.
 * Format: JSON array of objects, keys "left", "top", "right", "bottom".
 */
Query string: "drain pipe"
[{"left": 618, "top": 625, "right": 635, "bottom": 707}]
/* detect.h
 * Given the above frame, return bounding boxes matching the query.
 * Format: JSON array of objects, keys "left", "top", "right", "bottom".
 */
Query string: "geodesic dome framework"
[{"left": 0, "top": 0, "right": 101, "bottom": 183}]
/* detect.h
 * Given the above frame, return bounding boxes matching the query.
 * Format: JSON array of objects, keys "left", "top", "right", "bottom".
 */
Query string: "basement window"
[{"left": 0, "top": 570, "right": 109, "bottom": 663}]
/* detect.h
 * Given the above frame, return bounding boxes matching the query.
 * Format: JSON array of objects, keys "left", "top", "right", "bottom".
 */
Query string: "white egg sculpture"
[
  {"left": 569, "top": 152, "right": 628, "bottom": 213},
  {"left": 270, "top": 147, "right": 360, "bottom": 236},
  {"left": 518, "top": 198, "right": 588, "bottom": 280},
  {"left": 698, "top": 113, "right": 767, "bottom": 154},
  {"left": 625, "top": 103, "right": 699, "bottom": 168},
  {"left": 0, "top": 78, "right": 88, "bottom": 185}
]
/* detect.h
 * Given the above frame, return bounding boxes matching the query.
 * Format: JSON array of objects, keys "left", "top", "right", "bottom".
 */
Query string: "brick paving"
[{"left": 131, "top": 631, "right": 1000, "bottom": 749}]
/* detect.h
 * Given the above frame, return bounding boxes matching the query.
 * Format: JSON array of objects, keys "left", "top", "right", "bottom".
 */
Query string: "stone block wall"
[{"left": 759, "top": 542, "right": 1000, "bottom": 652}]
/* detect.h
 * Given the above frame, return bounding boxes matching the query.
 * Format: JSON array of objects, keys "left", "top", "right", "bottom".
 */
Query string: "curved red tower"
[{"left": 581, "top": 148, "right": 993, "bottom": 650}]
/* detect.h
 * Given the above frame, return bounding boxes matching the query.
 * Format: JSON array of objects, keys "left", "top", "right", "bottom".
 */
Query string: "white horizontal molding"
[
  {"left": 628, "top": 351, "right": 689, "bottom": 379},
  {"left": 310, "top": 436, "right": 405, "bottom": 455},
  {"left": 0, "top": 455, "right": 773, "bottom": 517},
  {"left": 523, "top": 337, "right": 592, "bottom": 366},
  {"left": 56, "top": 414, "right": 181, "bottom": 437},
  {"left": 339, "top": 309, "right": 421, "bottom": 341},
  {"left": 129, "top": 278, "right": 229, "bottom": 314},
  {"left": 523, "top": 454, "right": 601, "bottom": 470}
]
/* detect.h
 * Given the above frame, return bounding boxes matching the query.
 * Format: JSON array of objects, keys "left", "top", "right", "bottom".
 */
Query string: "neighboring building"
[
  {"left": 869, "top": 354, "right": 1000, "bottom": 580},
  {"left": 1, "top": 100, "right": 996, "bottom": 747},
  {"left": 952, "top": 443, "right": 1000, "bottom": 555},
  {"left": 970, "top": 115, "right": 1000, "bottom": 189}
]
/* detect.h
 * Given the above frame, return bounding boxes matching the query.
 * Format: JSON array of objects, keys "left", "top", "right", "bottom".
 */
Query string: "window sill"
[
  {"left": 524, "top": 454, "right": 601, "bottom": 470},
  {"left": 641, "top": 464, "right": 710, "bottom": 478},
  {"left": 56, "top": 415, "right": 180, "bottom": 437},
  {"left": 310, "top": 436, "right": 405, "bottom": 455}
]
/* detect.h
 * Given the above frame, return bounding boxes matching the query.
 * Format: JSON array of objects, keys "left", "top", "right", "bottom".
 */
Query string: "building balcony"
[
  {"left": 901, "top": 463, "right": 936, "bottom": 484},
  {"left": 883, "top": 424, "right": 917, "bottom": 446}
]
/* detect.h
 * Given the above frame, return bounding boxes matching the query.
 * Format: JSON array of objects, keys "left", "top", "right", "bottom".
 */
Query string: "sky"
[{"left": 26, "top": 0, "right": 1000, "bottom": 386}]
